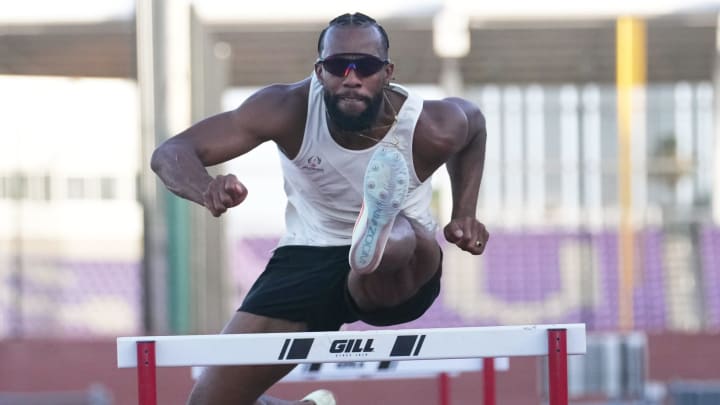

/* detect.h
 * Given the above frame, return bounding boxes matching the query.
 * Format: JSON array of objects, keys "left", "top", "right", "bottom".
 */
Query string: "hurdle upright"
[{"left": 118, "top": 323, "right": 586, "bottom": 405}]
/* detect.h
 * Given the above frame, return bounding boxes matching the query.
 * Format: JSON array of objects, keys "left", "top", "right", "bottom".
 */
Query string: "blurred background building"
[{"left": 1, "top": 0, "right": 719, "bottom": 404}]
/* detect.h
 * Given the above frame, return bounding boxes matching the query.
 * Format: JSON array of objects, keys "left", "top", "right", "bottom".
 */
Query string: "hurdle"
[
  {"left": 192, "top": 357, "right": 510, "bottom": 405},
  {"left": 117, "top": 323, "right": 586, "bottom": 405}
]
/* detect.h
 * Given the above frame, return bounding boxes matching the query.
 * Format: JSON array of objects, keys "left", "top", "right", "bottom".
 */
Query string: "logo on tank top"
[{"left": 300, "top": 155, "right": 324, "bottom": 173}]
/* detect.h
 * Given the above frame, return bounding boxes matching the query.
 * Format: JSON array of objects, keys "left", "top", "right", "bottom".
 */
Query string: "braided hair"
[{"left": 317, "top": 13, "right": 390, "bottom": 58}]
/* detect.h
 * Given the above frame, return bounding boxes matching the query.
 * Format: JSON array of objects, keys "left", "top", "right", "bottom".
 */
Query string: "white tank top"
[{"left": 276, "top": 74, "right": 437, "bottom": 247}]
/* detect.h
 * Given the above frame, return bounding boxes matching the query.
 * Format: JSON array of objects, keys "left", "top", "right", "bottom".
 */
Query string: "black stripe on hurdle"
[
  {"left": 378, "top": 361, "right": 394, "bottom": 370},
  {"left": 278, "top": 339, "right": 291, "bottom": 360},
  {"left": 390, "top": 335, "right": 427, "bottom": 357},
  {"left": 390, "top": 335, "right": 418, "bottom": 356},
  {"left": 413, "top": 335, "right": 426, "bottom": 356},
  {"left": 286, "top": 338, "right": 314, "bottom": 359},
  {"left": 278, "top": 338, "right": 314, "bottom": 360}
]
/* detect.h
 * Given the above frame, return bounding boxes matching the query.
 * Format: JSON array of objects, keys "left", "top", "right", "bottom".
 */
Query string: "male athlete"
[{"left": 151, "top": 12, "right": 489, "bottom": 405}]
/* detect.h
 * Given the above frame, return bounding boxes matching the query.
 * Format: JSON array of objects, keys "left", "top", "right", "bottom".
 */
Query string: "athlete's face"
[{"left": 315, "top": 26, "right": 394, "bottom": 132}]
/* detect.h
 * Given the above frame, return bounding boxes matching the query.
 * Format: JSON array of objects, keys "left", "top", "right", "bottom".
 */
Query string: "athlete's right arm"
[{"left": 150, "top": 83, "right": 304, "bottom": 217}]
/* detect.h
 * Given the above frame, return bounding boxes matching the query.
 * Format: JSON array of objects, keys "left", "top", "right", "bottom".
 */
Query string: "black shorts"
[{"left": 238, "top": 245, "right": 442, "bottom": 331}]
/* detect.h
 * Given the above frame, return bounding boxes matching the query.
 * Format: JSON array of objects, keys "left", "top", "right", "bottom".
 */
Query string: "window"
[
  {"left": 8, "top": 175, "right": 28, "bottom": 200},
  {"left": 44, "top": 175, "right": 52, "bottom": 201},
  {"left": 27, "top": 176, "right": 49, "bottom": 200},
  {"left": 100, "top": 177, "right": 116, "bottom": 200},
  {"left": 67, "top": 178, "right": 85, "bottom": 199}
]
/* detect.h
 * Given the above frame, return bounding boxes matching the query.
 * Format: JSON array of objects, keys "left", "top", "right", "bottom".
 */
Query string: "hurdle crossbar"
[{"left": 118, "top": 323, "right": 585, "bottom": 405}]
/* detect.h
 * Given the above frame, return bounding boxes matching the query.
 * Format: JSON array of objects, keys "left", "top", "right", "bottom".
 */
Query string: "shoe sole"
[
  {"left": 349, "top": 147, "right": 409, "bottom": 274},
  {"left": 302, "top": 389, "right": 336, "bottom": 405}
]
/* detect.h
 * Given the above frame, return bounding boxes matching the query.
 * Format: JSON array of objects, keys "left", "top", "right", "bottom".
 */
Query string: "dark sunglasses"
[{"left": 317, "top": 55, "right": 389, "bottom": 78}]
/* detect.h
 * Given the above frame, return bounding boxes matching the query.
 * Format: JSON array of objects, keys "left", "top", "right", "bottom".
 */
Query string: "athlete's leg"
[
  {"left": 348, "top": 144, "right": 442, "bottom": 310},
  {"left": 348, "top": 214, "right": 441, "bottom": 311},
  {"left": 187, "top": 311, "right": 319, "bottom": 405}
]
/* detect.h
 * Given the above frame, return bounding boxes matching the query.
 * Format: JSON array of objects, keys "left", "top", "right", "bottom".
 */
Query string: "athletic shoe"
[
  {"left": 302, "top": 389, "right": 336, "bottom": 405},
  {"left": 349, "top": 146, "right": 409, "bottom": 274}
]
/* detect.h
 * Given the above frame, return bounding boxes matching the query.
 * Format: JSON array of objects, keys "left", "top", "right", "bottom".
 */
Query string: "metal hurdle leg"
[
  {"left": 482, "top": 358, "right": 495, "bottom": 405},
  {"left": 438, "top": 372, "right": 451, "bottom": 405},
  {"left": 137, "top": 341, "right": 157, "bottom": 405},
  {"left": 548, "top": 329, "right": 568, "bottom": 405}
]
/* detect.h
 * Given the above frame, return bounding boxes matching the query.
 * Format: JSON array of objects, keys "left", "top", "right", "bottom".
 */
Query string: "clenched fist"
[
  {"left": 443, "top": 217, "right": 489, "bottom": 255},
  {"left": 202, "top": 174, "right": 248, "bottom": 217}
]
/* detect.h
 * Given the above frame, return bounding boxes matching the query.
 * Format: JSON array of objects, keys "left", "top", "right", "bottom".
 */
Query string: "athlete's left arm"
[{"left": 443, "top": 97, "right": 489, "bottom": 255}]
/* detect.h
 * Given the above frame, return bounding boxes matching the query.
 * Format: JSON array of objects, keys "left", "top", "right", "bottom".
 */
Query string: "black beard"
[{"left": 324, "top": 90, "right": 384, "bottom": 132}]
